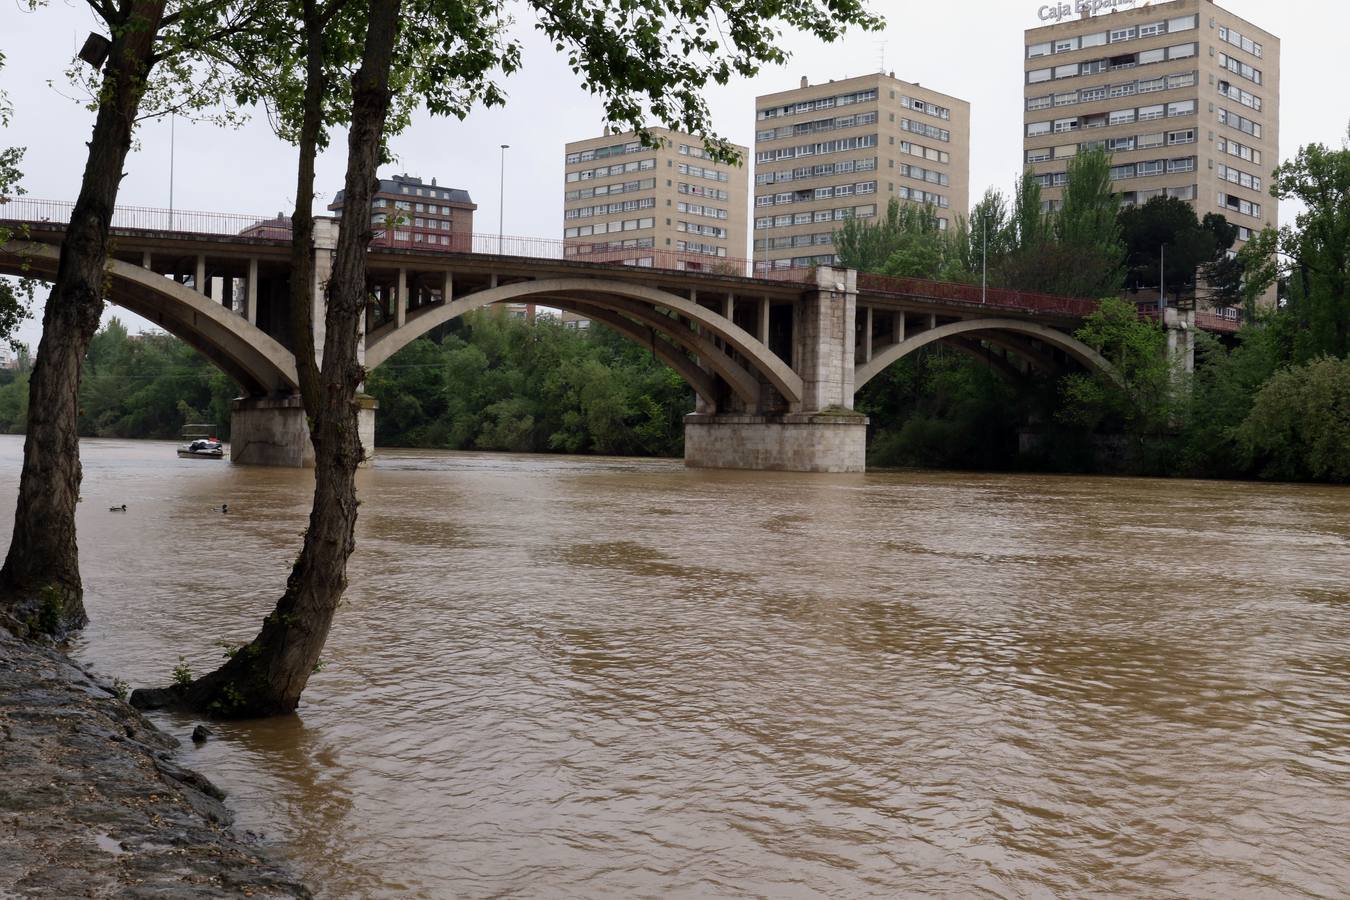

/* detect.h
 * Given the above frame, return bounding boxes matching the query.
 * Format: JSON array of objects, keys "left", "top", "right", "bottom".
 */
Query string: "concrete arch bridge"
[{"left": 1, "top": 200, "right": 1223, "bottom": 472}]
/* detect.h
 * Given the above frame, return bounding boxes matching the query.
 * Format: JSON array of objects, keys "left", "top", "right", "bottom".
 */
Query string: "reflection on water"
[{"left": 2, "top": 435, "right": 1349, "bottom": 897}]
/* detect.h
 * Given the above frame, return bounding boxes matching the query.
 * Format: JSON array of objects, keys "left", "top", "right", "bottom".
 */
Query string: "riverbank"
[{"left": 0, "top": 626, "right": 309, "bottom": 898}]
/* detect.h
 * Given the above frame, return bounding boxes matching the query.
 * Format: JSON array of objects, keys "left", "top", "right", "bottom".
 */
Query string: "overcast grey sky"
[{"left": 2, "top": 0, "right": 1346, "bottom": 346}]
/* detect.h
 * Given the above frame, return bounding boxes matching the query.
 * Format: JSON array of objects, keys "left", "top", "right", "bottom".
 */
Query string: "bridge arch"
[
  {"left": 0, "top": 241, "right": 298, "bottom": 396},
  {"left": 364, "top": 276, "right": 803, "bottom": 406},
  {"left": 854, "top": 318, "right": 1122, "bottom": 392}
]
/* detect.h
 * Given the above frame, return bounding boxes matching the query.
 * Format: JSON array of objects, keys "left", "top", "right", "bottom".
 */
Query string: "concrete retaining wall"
[{"left": 684, "top": 413, "right": 868, "bottom": 473}]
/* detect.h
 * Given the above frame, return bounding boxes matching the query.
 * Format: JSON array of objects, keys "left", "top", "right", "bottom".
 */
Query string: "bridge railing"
[
  {"left": 370, "top": 226, "right": 814, "bottom": 282},
  {"left": 2, "top": 197, "right": 814, "bottom": 282},
  {"left": 857, "top": 272, "right": 1102, "bottom": 318},
  {"left": 0, "top": 196, "right": 295, "bottom": 241}
]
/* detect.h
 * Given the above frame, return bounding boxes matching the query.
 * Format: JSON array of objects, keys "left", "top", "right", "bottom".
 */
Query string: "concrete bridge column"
[
  {"left": 684, "top": 266, "right": 868, "bottom": 474},
  {"left": 230, "top": 395, "right": 377, "bottom": 468},
  {"left": 246, "top": 258, "right": 258, "bottom": 325},
  {"left": 1164, "top": 306, "right": 1195, "bottom": 376}
]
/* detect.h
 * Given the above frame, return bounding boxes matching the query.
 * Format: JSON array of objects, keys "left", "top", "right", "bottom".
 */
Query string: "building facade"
[
  {"left": 1023, "top": 0, "right": 1278, "bottom": 301},
  {"left": 329, "top": 173, "right": 476, "bottom": 250},
  {"left": 563, "top": 128, "right": 750, "bottom": 272},
  {"left": 752, "top": 73, "right": 971, "bottom": 274}
]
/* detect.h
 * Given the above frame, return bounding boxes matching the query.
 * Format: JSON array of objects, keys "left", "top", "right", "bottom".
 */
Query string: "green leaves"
[{"left": 366, "top": 311, "right": 693, "bottom": 457}]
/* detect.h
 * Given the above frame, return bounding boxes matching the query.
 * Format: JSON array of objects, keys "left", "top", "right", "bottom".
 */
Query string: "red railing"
[{"left": 858, "top": 272, "right": 1101, "bottom": 318}]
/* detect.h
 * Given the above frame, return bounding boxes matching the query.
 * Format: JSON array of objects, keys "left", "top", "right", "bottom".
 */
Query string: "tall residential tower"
[
  {"left": 752, "top": 73, "right": 971, "bottom": 274},
  {"left": 563, "top": 128, "right": 749, "bottom": 272},
  {"left": 1023, "top": 0, "right": 1278, "bottom": 301}
]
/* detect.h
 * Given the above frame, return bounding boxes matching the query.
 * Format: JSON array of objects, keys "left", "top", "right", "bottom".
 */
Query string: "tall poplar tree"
[{"left": 0, "top": 1, "right": 263, "bottom": 639}]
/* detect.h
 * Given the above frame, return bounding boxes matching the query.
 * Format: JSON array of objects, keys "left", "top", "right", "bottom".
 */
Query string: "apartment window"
[
  {"left": 1168, "top": 185, "right": 1197, "bottom": 201},
  {"left": 1138, "top": 77, "right": 1166, "bottom": 93},
  {"left": 1138, "top": 22, "right": 1164, "bottom": 38},
  {"left": 1218, "top": 192, "right": 1262, "bottom": 218},
  {"left": 1108, "top": 136, "right": 1136, "bottom": 152},
  {"left": 1139, "top": 104, "right": 1165, "bottom": 121},
  {"left": 1168, "top": 157, "right": 1196, "bottom": 174},
  {"left": 1080, "top": 86, "right": 1107, "bottom": 103},
  {"left": 1138, "top": 133, "right": 1164, "bottom": 149},
  {"left": 1027, "top": 95, "right": 1053, "bottom": 111},
  {"left": 1169, "top": 42, "right": 1197, "bottom": 60},
  {"left": 1111, "top": 164, "right": 1135, "bottom": 180},
  {"left": 1167, "top": 100, "right": 1196, "bottom": 117},
  {"left": 1110, "top": 27, "right": 1135, "bottom": 42},
  {"left": 1109, "top": 109, "right": 1136, "bottom": 125},
  {"left": 1167, "top": 71, "right": 1196, "bottom": 89},
  {"left": 1110, "top": 82, "right": 1137, "bottom": 98},
  {"left": 1081, "top": 59, "right": 1108, "bottom": 75},
  {"left": 1138, "top": 48, "right": 1165, "bottom": 65},
  {"left": 1054, "top": 64, "right": 1080, "bottom": 79},
  {"left": 1137, "top": 160, "right": 1164, "bottom": 177},
  {"left": 1027, "top": 148, "right": 1052, "bottom": 163},
  {"left": 1055, "top": 37, "right": 1079, "bottom": 53},
  {"left": 1168, "top": 15, "right": 1197, "bottom": 32},
  {"left": 1167, "top": 129, "right": 1195, "bottom": 145},
  {"left": 1082, "top": 31, "right": 1107, "bottom": 48},
  {"left": 1053, "top": 117, "right": 1078, "bottom": 133},
  {"left": 1055, "top": 91, "right": 1079, "bottom": 107}
]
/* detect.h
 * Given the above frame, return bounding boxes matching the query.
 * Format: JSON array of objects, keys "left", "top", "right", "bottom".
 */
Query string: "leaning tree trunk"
[
  {"left": 0, "top": 1, "right": 166, "bottom": 640},
  {"left": 285, "top": 0, "right": 328, "bottom": 415},
  {"left": 133, "top": 0, "right": 402, "bottom": 717}
]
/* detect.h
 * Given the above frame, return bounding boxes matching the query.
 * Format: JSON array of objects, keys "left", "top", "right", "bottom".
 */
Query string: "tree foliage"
[
  {"left": 368, "top": 313, "right": 692, "bottom": 457},
  {"left": 1118, "top": 196, "right": 1239, "bottom": 304},
  {"left": 1238, "top": 356, "right": 1350, "bottom": 482},
  {"left": 834, "top": 199, "right": 949, "bottom": 278},
  {"left": 1059, "top": 297, "right": 1173, "bottom": 437},
  {"left": 1271, "top": 138, "right": 1350, "bottom": 359}
]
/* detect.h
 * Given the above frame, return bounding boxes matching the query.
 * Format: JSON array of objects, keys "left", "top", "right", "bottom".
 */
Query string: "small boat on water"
[{"left": 178, "top": 424, "right": 225, "bottom": 460}]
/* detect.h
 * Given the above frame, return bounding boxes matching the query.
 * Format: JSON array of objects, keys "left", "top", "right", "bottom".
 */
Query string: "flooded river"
[{"left": 2, "top": 435, "right": 1349, "bottom": 897}]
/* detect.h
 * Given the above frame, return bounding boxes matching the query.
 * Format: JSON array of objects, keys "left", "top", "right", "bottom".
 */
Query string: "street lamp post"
[
  {"left": 168, "top": 111, "right": 176, "bottom": 230},
  {"left": 981, "top": 217, "right": 988, "bottom": 304},
  {"left": 498, "top": 143, "right": 509, "bottom": 255},
  {"left": 1160, "top": 242, "right": 1167, "bottom": 310}
]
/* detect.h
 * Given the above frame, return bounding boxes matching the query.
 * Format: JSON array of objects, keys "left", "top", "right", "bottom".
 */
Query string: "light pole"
[
  {"left": 498, "top": 143, "right": 509, "bottom": 255},
  {"left": 1160, "top": 242, "right": 1167, "bottom": 310},
  {"left": 981, "top": 216, "right": 988, "bottom": 304},
  {"left": 168, "top": 111, "right": 176, "bottom": 230}
]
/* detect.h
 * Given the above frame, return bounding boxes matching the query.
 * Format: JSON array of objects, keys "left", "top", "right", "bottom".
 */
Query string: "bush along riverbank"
[{"left": 0, "top": 626, "right": 309, "bottom": 898}]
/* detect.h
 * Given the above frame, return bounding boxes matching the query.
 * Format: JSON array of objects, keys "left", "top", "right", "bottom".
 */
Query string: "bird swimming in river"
[
  {"left": 210, "top": 503, "right": 229, "bottom": 514},
  {"left": 109, "top": 504, "right": 126, "bottom": 512}
]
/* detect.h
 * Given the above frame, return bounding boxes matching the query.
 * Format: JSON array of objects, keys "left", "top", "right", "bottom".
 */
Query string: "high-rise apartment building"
[
  {"left": 329, "top": 173, "right": 476, "bottom": 249},
  {"left": 1023, "top": 0, "right": 1278, "bottom": 299},
  {"left": 563, "top": 128, "right": 749, "bottom": 271},
  {"left": 752, "top": 73, "right": 971, "bottom": 274}
]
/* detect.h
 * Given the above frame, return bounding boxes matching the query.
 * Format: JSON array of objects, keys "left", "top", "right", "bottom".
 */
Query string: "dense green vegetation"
[
  {"left": 0, "top": 319, "right": 235, "bottom": 439},
  {"left": 366, "top": 311, "right": 691, "bottom": 457}
]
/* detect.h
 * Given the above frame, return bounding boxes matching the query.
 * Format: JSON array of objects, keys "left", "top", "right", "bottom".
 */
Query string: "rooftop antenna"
[{"left": 876, "top": 40, "right": 887, "bottom": 74}]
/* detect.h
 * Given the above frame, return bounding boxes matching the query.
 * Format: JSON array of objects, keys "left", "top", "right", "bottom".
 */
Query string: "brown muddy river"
[{"left": 2, "top": 435, "right": 1349, "bottom": 897}]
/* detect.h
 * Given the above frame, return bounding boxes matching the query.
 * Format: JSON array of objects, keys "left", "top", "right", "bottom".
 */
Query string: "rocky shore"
[{"left": 0, "top": 626, "right": 310, "bottom": 898}]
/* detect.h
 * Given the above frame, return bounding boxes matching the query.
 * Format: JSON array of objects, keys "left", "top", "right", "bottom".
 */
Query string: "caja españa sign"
[{"left": 1038, "top": 0, "right": 1139, "bottom": 22}]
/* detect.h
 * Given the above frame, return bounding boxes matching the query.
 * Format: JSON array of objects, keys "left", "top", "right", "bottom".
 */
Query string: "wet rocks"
[{"left": 0, "top": 626, "right": 310, "bottom": 898}]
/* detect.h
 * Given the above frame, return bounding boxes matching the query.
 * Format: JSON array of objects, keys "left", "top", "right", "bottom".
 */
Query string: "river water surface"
[{"left": 2, "top": 435, "right": 1349, "bottom": 897}]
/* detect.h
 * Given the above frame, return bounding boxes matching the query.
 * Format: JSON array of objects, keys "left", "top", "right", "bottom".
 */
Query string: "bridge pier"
[
  {"left": 230, "top": 395, "right": 377, "bottom": 467},
  {"left": 684, "top": 266, "right": 868, "bottom": 474},
  {"left": 684, "top": 412, "right": 868, "bottom": 473}
]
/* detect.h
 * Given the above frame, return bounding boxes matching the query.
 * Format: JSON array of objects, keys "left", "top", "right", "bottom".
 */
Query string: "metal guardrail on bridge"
[
  {"left": 0, "top": 196, "right": 812, "bottom": 282},
  {"left": 0, "top": 197, "right": 1249, "bottom": 330}
]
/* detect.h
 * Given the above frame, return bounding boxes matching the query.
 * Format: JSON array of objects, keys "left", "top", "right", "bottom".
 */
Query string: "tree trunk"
[
  {"left": 133, "top": 0, "right": 402, "bottom": 717},
  {"left": 286, "top": 0, "right": 327, "bottom": 415},
  {"left": 0, "top": 2, "right": 166, "bottom": 640}
]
